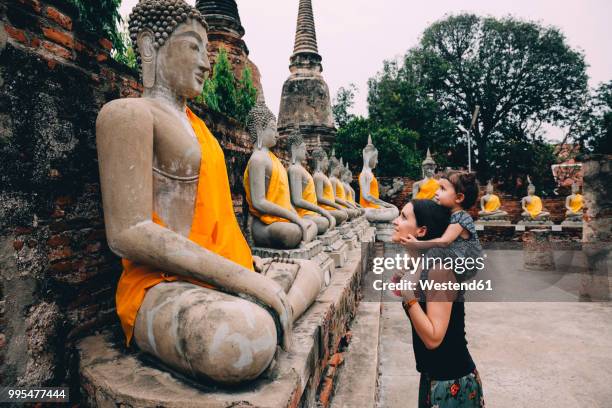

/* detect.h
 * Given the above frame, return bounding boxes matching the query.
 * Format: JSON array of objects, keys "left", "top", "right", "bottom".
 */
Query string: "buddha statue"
[
  {"left": 328, "top": 152, "right": 360, "bottom": 219},
  {"left": 564, "top": 182, "right": 583, "bottom": 223},
  {"left": 95, "top": 0, "right": 322, "bottom": 385},
  {"left": 243, "top": 95, "right": 319, "bottom": 249},
  {"left": 478, "top": 180, "right": 509, "bottom": 222},
  {"left": 520, "top": 176, "right": 551, "bottom": 223},
  {"left": 286, "top": 130, "right": 336, "bottom": 235},
  {"left": 411, "top": 148, "right": 440, "bottom": 200},
  {"left": 311, "top": 140, "right": 349, "bottom": 226},
  {"left": 341, "top": 162, "right": 365, "bottom": 215},
  {"left": 358, "top": 135, "right": 399, "bottom": 222}
]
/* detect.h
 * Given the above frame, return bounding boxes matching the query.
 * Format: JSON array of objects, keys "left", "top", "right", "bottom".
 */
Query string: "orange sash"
[
  {"left": 116, "top": 107, "right": 254, "bottom": 346},
  {"left": 526, "top": 195, "right": 543, "bottom": 218},
  {"left": 415, "top": 178, "right": 439, "bottom": 200},
  {"left": 244, "top": 151, "right": 297, "bottom": 224},
  {"left": 297, "top": 172, "right": 317, "bottom": 217},
  {"left": 320, "top": 176, "right": 337, "bottom": 211},
  {"left": 359, "top": 173, "right": 380, "bottom": 209}
]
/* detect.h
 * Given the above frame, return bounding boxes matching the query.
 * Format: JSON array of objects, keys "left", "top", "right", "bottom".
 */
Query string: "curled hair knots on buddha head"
[
  {"left": 246, "top": 93, "right": 276, "bottom": 144},
  {"left": 329, "top": 149, "right": 340, "bottom": 171},
  {"left": 128, "top": 0, "right": 207, "bottom": 70},
  {"left": 287, "top": 129, "right": 304, "bottom": 149}
]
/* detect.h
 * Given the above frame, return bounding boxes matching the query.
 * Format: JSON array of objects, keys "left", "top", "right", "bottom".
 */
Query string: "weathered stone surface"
[{"left": 78, "top": 245, "right": 371, "bottom": 408}]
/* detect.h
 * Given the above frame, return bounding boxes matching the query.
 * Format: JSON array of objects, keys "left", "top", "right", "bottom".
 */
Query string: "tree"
[
  {"left": 332, "top": 84, "right": 358, "bottom": 128},
  {"left": 571, "top": 81, "right": 612, "bottom": 154},
  {"left": 415, "top": 14, "right": 588, "bottom": 181}
]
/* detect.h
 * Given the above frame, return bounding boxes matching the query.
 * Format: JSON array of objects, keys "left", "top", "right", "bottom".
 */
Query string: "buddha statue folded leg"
[
  {"left": 251, "top": 217, "right": 318, "bottom": 249},
  {"left": 304, "top": 214, "right": 330, "bottom": 235},
  {"left": 364, "top": 206, "right": 399, "bottom": 222}
]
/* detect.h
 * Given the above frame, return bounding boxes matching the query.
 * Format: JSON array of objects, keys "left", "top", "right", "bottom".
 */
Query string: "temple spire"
[
  {"left": 196, "top": 0, "right": 244, "bottom": 36},
  {"left": 292, "top": 0, "right": 319, "bottom": 56}
]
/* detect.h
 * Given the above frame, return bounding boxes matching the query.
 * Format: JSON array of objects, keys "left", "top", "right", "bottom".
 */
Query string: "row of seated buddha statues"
[
  {"left": 243, "top": 95, "right": 371, "bottom": 267},
  {"left": 94, "top": 0, "right": 366, "bottom": 387}
]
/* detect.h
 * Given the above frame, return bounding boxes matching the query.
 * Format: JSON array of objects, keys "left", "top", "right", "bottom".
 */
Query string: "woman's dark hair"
[
  {"left": 411, "top": 199, "right": 450, "bottom": 240},
  {"left": 444, "top": 171, "right": 479, "bottom": 210}
]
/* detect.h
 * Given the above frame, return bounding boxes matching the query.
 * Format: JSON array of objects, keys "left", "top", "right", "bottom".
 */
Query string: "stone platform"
[
  {"left": 318, "top": 230, "right": 349, "bottom": 268},
  {"left": 78, "top": 243, "right": 373, "bottom": 408},
  {"left": 370, "top": 221, "right": 395, "bottom": 242}
]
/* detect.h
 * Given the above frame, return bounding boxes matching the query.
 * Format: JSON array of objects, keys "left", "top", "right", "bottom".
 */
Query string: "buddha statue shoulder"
[
  {"left": 411, "top": 148, "right": 440, "bottom": 200},
  {"left": 358, "top": 135, "right": 399, "bottom": 222},
  {"left": 243, "top": 95, "right": 318, "bottom": 249},
  {"left": 341, "top": 163, "right": 365, "bottom": 215},
  {"left": 564, "top": 182, "right": 583, "bottom": 222},
  {"left": 521, "top": 176, "right": 550, "bottom": 221},
  {"left": 478, "top": 180, "right": 508, "bottom": 220},
  {"left": 286, "top": 130, "right": 336, "bottom": 234},
  {"left": 328, "top": 153, "right": 359, "bottom": 219},
  {"left": 95, "top": 0, "right": 318, "bottom": 385},
  {"left": 311, "top": 141, "right": 349, "bottom": 226}
]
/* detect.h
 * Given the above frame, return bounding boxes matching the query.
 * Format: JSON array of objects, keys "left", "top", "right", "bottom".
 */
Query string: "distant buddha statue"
[
  {"left": 286, "top": 130, "right": 336, "bottom": 235},
  {"left": 412, "top": 149, "right": 439, "bottom": 200},
  {"left": 312, "top": 140, "right": 349, "bottom": 226},
  {"left": 564, "top": 182, "right": 583, "bottom": 223},
  {"left": 341, "top": 162, "right": 365, "bottom": 215},
  {"left": 359, "top": 135, "right": 399, "bottom": 222},
  {"left": 95, "top": 0, "right": 322, "bottom": 385},
  {"left": 243, "top": 95, "right": 318, "bottom": 249},
  {"left": 329, "top": 152, "right": 360, "bottom": 219},
  {"left": 520, "top": 176, "right": 551, "bottom": 223},
  {"left": 478, "top": 180, "right": 509, "bottom": 221}
]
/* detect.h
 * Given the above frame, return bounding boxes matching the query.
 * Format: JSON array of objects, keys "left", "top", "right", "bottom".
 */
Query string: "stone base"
[
  {"left": 252, "top": 240, "right": 334, "bottom": 287},
  {"left": 476, "top": 218, "right": 511, "bottom": 226},
  {"left": 319, "top": 230, "right": 349, "bottom": 268},
  {"left": 78, "top": 246, "right": 372, "bottom": 408},
  {"left": 517, "top": 218, "right": 554, "bottom": 226},
  {"left": 371, "top": 222, "right": 395, "bottom": 242},
  {"left": 338, "top": 223, "right": 358, "bottom": 250},
  {"left": 561, "top": 220, "right": 583, "bottom": 227}
]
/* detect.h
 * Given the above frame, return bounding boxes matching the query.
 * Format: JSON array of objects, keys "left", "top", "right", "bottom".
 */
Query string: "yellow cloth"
[
  {"left": 484, "top": 194, "right": 501, "bottom": 212},
  {"left": 346, "top": 184, "right": 356, "bottom": 204},
  {"left": 320, "top": 177, "right": 337, "bottom": 211},
  {"left": 116, "top": 107, "right": 254, "bottom": 346},
  {"left": 297, "top": 172, "right": 317, "bottom": 217},
  {"left": 335, "top": 181, "right": 347, "bottom": 200},
  {"left": 415, "top": 178, "right": 439, "bottom": 200},
  {"left": 244, "top": 151, "right": 296, "bottom": 224},
  {"left": 359, "top": 173, "right": 380, "bottom": 209},
  {"left": 526, "top": 195, "right": 543, "bottom": 218},
  {"left": 569, "top": 194, "right": 583, "bottom": 213}
]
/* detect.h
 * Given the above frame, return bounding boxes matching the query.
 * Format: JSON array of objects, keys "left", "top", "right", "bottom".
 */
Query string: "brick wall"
[{"left": 0, "top": 0, "right": 259, "bottom": 391}]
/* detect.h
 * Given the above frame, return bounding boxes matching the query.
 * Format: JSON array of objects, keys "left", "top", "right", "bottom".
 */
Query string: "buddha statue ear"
[{"left": 137, "top": 30, "right": 156, "bottom": 89}]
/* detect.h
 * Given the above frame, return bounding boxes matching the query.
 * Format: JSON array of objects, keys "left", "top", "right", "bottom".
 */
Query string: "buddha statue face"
[
  {"left": 247, "top": 96, "right": 277, "bottom": 149},
  {"left": 320, "top": 155, "right": 329, "bottom": 172},
  {"left": 329, "top": 157, "right": 341, "bottom": 177},
  {"left": 130, "top": 1, "right": 210, "bottom": 98},
  {"left": 423, "top": 163, "right": 436, "bottom": 178},
  {"left": 486, "top": 181, "right": 494, "bottom": 194},
  {"left": 294, "top": 142, "right": 307, "bottom": 163},
  {"left": 259, "top": 119, "right": 278, "bottom": 149},
  {"left": 527, "top": 184, "right": 535, "bottom": 196},
  {"left": 368, "top": 151, "right": 379, "bottom": 169},
  {"left": 571, "top": 182, "right": 579, "bottom": 194}
]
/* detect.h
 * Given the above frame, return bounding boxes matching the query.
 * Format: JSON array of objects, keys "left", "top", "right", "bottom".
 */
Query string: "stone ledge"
[{"left": 78, "top": 243, "right": 373, "bottom": 408}]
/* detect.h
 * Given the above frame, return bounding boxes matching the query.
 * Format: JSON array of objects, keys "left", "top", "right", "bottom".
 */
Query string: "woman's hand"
[{"left": 399, "top": 234, "right": 419, "bottom": 246}]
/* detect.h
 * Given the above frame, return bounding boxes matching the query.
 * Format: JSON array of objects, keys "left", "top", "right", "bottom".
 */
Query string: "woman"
[{"left": 392, "top": 199, "right": 485, "bottom": 407}]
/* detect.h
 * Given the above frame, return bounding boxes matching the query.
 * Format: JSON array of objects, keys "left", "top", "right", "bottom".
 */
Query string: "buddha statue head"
[
  {"left": 421, "top": 148, "right": 436, "bottom": 178},
  {"left": 329, "top": 149, "right": 341, "bottom": 177},
  {"left": 341, "top": 161, "right": 352, "bottom": 183},
  {"left": 486, "top": 180, "right": 494, "bottom": 194},
  {"left": 362, "top": 135, "right": 378, "bottom": 170},
  {"left": 288, "top": 129, "right": 306, "bottom": 165},
  {"left": 571, "top": 181, "right": 579, "bottom": 194},
  {"left": 247, "top": 93, "right": 277, "bottom": 150},
  {"left": 526, "top": 176, "right": 536, "bottom": 196},
  {"left": 129, "top": 0, "right": 210, "bottom": 97},
  {"left": 312, "top": 141, "right": 329, "bottom": 173}
]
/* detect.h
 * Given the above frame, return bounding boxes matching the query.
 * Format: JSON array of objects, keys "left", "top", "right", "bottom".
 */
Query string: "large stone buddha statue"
[
  {"left": 243, "top": 95, "right": 318, "bottom": 249},
  {"left": 478, "top": 180, "right": 509, "bottom": 223},
  {"left": 286, "top": 130, "right": 336, "bottom": 235},
  {"left": 341, "top": 162, "right": 364, "bottom": 215},
  {"left": 329, "top": 152, "right": 360, "bottom": 219},
  {"left": 411, "top": 149, "right": 440, "bottom": 200},
  {"left": 520, "top": 176, "right": 551, "bottom": 224},
  {"left": 312, "top": 141, "right": 349, "bottom": 226},
  {"left": 359, "top": 135, "right": 399, "bottom": 223},
  {"left": 95, "top": 0, "right": 321, "bottom": 385},
  {"left": 563, "top": 182, "right": 583, "bottom": 224}
]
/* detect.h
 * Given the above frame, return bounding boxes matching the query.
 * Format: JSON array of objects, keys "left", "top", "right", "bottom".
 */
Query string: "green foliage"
[
  {"left": 332, "top": 84, "right": 358, "bottom": 128},
  {"left": 368, "top": 13, "right": 590, "bottom": 186},
  {"left": 197, "top": 48, "right": 257, "bottom": 124},
  {"left": 111, "top": 23, "right": 137, "bottom": 69},
  {"left": 68, "top": 0, "right": 124, "bottom": 54},
  {"left": 571, "top": 81, "right": 612, "bottom": 154}
]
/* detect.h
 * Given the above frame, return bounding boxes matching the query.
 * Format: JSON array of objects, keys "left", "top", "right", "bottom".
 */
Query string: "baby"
[{"left": 400, "top": 171, "right": 483, "bottom": 282}]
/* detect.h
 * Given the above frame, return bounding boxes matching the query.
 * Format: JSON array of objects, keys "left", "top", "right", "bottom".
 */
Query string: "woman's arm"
[
  {"left": 400, "top": 223, "right": 463, "bottom": 250},
  {"left": 401, "top": 267, "right": 457, "bottom": 350}
]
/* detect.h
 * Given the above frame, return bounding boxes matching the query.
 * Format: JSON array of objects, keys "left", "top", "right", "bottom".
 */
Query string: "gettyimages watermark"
[{"left": 362, "top": 243, "right": 611, "bottom": 302}]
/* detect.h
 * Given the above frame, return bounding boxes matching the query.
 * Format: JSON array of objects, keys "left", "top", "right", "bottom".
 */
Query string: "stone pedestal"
[
  {"left": 78, "top": 246, "right": 372, "bottom": 408},
  {"left": 523, "top": 229, "right": 555, "bottom": 271},
  {"left": 252, "top": 240, "right": 334, "bottom": 287},
  {"left": 562, "top": 214, "right": 582, "bottom": 227},
  {"left": 338, "top": 222, "right": 358, "bottom": 250},
  {"left": 476, "top": 215, "right": 511, "bottom": 226},
  {"left": 319, "top": 229, "right": 349, "bottom": 268},
  {"left": 518, "top": 215, "right": 553, "bottom": 226},
  {"left": 371, "top": 221, "right": 395, "bottom": 242}
]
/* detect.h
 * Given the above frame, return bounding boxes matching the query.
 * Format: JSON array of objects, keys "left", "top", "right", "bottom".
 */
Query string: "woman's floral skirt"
[{"left": 418, "top": 368, "right": 485, "bottom": 407}]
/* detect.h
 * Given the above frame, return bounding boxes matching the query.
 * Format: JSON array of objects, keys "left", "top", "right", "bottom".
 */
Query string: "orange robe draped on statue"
[
  {"left": 244, "top": 151, "right": 297, "bottom": 223},
  {"left": 415, "top": 178, "right": 440, "bottom": 200},
  {"left": 296, "top": 172, "right": 317, "bottom": 217},
  {"left": 116, "top": 107, "right": 254, "bottom": 346},
  {"left": 359, "top": 173, "right": 380, "bottom": 209},
  {"left": 320, "top": 177, "right": 338, "bottom": 211}
]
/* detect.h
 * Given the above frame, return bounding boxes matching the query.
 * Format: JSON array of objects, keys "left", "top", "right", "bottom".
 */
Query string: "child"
[{"left": 400, "top": 171, "right": 483, "bottom": 282}]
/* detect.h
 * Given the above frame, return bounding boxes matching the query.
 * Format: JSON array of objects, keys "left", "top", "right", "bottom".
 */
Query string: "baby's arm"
[{"left": 400, "top": 223, "right": 463, "bottom": 250}]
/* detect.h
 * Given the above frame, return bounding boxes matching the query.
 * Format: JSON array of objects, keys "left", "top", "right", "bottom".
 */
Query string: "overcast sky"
[{"left": 121, "top": 0, "right": 612, "bottom": 141}]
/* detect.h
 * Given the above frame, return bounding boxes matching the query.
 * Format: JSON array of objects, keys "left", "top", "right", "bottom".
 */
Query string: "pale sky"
[{"left": 120, "top": 0, "right": 612, "bottom": 141}]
